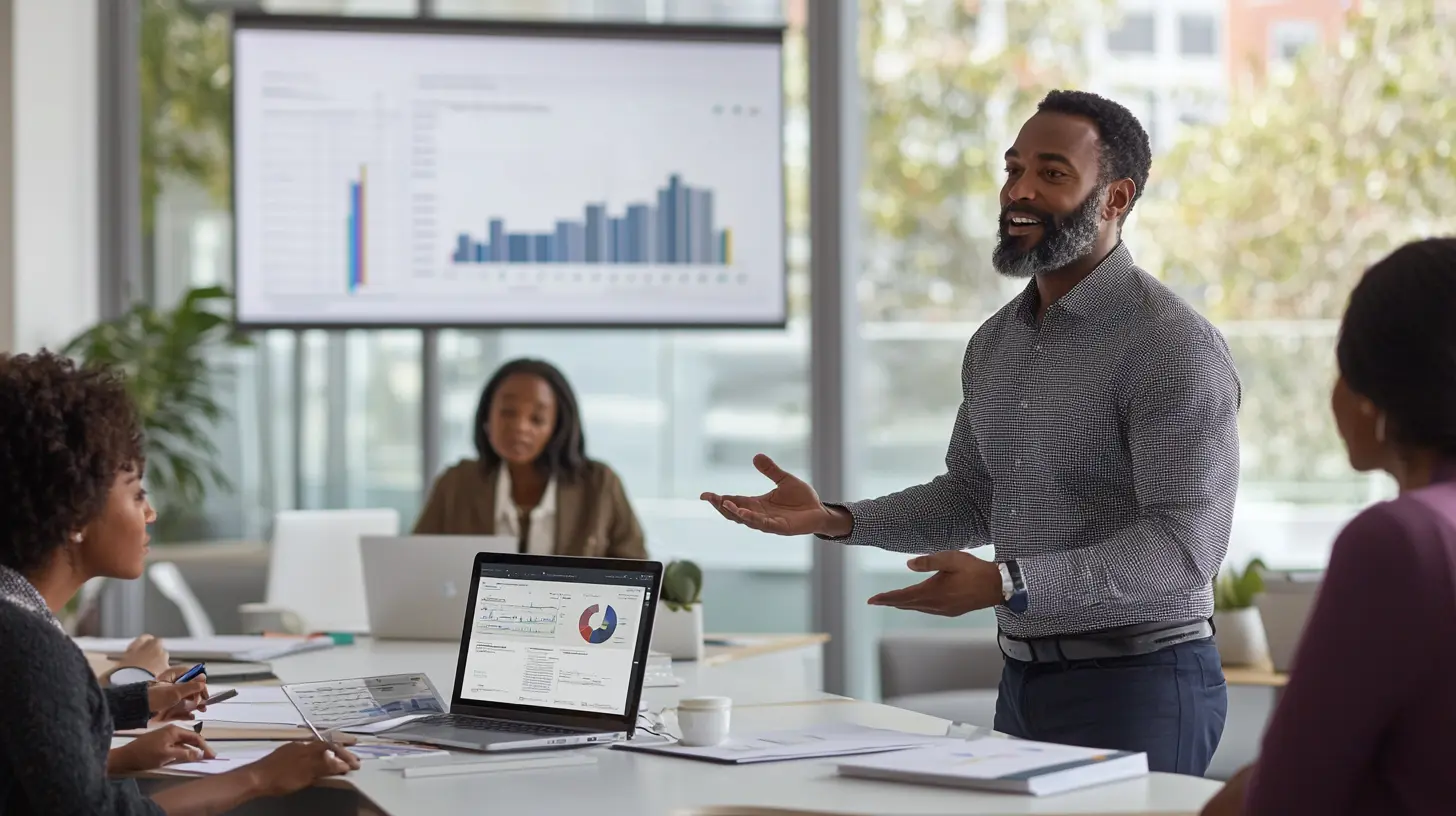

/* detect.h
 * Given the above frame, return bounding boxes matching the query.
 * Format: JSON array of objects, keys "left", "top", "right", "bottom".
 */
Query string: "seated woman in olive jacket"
[{"left": 415, "top": 358, "right": 647, "bottom": 559}]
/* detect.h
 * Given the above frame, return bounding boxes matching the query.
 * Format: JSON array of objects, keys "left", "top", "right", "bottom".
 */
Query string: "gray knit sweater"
[{"left": 0, "top": 601, "right": 164, "bottom": 815}]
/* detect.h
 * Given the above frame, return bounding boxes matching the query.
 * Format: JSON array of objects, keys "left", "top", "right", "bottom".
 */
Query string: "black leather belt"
[{"left": 998, "top": 618, "right": 1213, "bottom": 663}]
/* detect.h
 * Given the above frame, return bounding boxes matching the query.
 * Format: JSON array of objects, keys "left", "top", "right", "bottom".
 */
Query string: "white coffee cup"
[{"left": 676, "top": 696, "right": 732, "bottom": 747}]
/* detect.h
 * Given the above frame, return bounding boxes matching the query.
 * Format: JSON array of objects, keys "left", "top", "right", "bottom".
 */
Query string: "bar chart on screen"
[
  {"left": 447, "top": 173, "right": 734, "bottom": 269},
  {"left": 233, "top": 21, "right": 784, "bottom": 327},
  {"left": 413, "top": 83, "right": 765, "bottom": 304},
  {"left": 245, "top": 81, "right": 402, "bottom": 303}
]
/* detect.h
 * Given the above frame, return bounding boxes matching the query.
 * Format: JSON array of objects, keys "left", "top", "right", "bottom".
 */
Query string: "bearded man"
[{"left": 701, "top": 90, "right": 1242, "bottom": 776}]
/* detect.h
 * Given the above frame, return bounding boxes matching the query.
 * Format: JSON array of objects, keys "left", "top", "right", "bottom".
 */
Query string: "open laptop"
[
  {"left": 360, "top": 535, "right": 516, "bottom": 640},
  {"left": 377, "top": 551, "right": 663, "bottom": 752}
]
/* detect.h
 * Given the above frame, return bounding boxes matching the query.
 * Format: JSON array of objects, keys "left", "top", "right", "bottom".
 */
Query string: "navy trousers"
[{"left": 992, "top": 637, "right": 1227, "bottom": 776}]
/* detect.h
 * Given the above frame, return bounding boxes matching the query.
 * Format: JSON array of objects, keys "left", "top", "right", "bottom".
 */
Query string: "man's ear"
[{"left": 1103, "top": 178, "right": 1136, "bottom": 222}]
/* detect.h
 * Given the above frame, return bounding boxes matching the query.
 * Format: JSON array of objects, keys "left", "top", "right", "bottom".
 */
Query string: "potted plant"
[
  {"left": 63, "top": 285, "right": 250, "bottom": 541},
  {"left": 650, "top": 559, "right": 705, "bottom": 660},
  {"left": 1212, "top": 557, "right": 1270, "bottom": 666}
]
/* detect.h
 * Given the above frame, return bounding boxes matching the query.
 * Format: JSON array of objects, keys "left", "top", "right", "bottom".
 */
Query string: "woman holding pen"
[{"left": 0, "top": 350, "right": 359, "bottom": 814}]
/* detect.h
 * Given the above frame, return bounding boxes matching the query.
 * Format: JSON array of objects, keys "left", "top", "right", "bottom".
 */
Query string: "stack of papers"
[
  {"left": 836, "top": 738, "right": 1149, "bottom": 796},
  {"left": 74, "top": 635, "right": 334, "bottom": 662},
  {"left": 613, "top": 723, "right": 956, "bottom": 764}
]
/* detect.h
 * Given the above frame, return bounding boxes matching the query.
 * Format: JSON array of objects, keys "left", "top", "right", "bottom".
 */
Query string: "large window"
[
  {"left": 851, "top": 0, "right": 1449, "bottom": 692},
  {"left": 146, "top": 0, "right": 424, "bottom": 540},
  {"left": 143, "top": 0, "right": 810, "bottom": 636}
]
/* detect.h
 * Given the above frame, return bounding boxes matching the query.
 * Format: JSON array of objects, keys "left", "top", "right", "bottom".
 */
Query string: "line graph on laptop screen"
[{"left": 476, "top": 604, "right": 560, "bottom": 638}]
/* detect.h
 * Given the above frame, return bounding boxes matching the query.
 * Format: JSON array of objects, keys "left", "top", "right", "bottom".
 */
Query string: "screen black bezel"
[
  {"left": 228, "top": 11, "right": 788, "bottom": 331},
  {"left": 450, "top": 551, "right": 663, "bottom": 734}
]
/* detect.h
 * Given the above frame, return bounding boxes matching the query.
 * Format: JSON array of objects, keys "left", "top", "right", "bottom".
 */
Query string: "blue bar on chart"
[
  {"left": 347, "top": 167, "right": 366, "bottom": 292},
  {"left": 448, "top": 173, "right": 732, "bottom": 267}
]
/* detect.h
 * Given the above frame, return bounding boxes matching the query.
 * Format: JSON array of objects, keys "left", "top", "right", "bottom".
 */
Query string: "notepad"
[
  {"left": 612, "top": 723, "right": 956, "bottom": 764},
  {"left": 835, "top": 738, "right": 1149, "bottom": 796},
  {"left": 165, "top": 747, "right": 275, "bottom": 775}
]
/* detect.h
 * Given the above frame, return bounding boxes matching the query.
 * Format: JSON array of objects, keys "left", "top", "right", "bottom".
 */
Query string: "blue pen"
[{"left": 177, "top": 662, "right": 206, "bottom": 683}]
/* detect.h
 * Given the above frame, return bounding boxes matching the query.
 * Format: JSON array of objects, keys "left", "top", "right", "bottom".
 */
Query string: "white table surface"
[
  {"left": 146, "top": 638, "right": 1220, "bottom": 815},
  {"left": 173, "top": 701, "right": 1217, "bottom": 816}
]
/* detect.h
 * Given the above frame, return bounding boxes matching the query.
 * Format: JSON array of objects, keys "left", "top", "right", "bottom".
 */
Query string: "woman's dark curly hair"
[
  {"left": 0, "top": 350, "right": 144, "bottom": 574},
  {"left": 473, "top": 358, "right": 588, "bottom": 481},
  {"left": 1337, "top": 237, "right": 1456, "bottom": 457}
]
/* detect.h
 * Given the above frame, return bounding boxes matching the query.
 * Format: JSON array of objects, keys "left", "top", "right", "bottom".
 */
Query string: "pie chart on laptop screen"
[{"left": 578, "top": 604, "right": 618, "bottom": 644}]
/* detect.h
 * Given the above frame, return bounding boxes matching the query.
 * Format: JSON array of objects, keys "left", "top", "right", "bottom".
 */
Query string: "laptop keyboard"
[{"left": 414, "top": 714, "right": 578, "bottom": 736}]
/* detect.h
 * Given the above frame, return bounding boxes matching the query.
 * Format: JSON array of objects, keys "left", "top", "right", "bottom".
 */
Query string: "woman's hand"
[
  {"left": 242, "top": 740, "right": 361, "bottom": 798},
  {"left": 119, "top": 634, "right": 170, "bottom": 675},
  {"left": 107, "top": 725, "right": 215, "bottom": 775},
  {"left": 148, "top": 667, "right": 210, "bottom": 723}
]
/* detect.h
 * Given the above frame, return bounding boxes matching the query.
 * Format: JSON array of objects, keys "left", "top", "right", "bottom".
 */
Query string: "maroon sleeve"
[{"left": 1244, "top": 502, "right": 1442, "bottom": 814}]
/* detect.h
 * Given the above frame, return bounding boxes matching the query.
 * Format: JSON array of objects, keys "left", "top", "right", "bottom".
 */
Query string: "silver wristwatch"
[{"left": 998, "top": 561, "right": 1014, "bottom": 601}]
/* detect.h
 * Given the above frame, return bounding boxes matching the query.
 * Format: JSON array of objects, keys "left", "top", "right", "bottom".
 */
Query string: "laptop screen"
[{"left": 458, "top": 558, "right": 656, "bottom": 717}]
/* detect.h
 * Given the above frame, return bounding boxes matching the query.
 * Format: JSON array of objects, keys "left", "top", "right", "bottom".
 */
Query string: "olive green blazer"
[{"left": 412, "top": 459, "right": 648, "bottom": 560}]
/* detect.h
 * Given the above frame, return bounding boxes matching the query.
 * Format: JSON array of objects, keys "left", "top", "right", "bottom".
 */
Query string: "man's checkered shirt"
[{"left": 842, "top": 243, "right": 1241, "bottom": 639}]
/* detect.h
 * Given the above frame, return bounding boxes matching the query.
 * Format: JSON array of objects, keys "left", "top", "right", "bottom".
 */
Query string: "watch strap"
[{"left": 1000, "top": 559, "right": 1028, "bottom": 614}]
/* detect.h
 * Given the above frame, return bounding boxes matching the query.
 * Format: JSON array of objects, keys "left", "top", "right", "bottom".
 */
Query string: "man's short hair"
[{"left": 1037, "top": 89, "right": 1153, "bottom": 221}]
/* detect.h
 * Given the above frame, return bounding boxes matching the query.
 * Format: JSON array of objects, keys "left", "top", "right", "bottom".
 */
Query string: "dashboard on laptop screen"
[{"left": 460, "top": 562, "right": 655, "bottom": 717}]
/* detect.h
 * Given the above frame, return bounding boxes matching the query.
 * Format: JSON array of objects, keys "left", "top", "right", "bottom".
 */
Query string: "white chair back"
[
  {"left": 147, "top": 562, "right": 217, "bottom": 637},
  {"left": 265, "top": 508, "right": 400, "bottom": 633}
]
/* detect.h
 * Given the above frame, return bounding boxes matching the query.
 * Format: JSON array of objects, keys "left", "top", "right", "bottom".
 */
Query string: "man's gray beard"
[{"left": 991, "top": 186, "right": 1105, "bottom": 279}]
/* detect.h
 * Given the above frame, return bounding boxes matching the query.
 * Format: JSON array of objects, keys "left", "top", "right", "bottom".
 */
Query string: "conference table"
[{"left": 130, "top": 634, "right": 1223, "bottom": 815}]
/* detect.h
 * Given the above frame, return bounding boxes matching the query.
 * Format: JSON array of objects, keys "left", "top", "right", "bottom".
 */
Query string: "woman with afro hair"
[{"left": 0, "top": 350, "right": 358, "bottom": 814}]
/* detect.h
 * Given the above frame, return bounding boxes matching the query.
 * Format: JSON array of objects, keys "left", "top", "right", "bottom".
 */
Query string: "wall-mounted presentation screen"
[{"left": 232, "top": 16, "right": 785, "bottom": 328}]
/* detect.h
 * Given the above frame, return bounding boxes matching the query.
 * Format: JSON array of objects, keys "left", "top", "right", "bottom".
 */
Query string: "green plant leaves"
[
  {"left": 662, "top": 559, "right": 704, "bottom": 607},
  {"left": 1214, "top": 558, "right": 1268, "bottom": 611},
  {"left": 62, "top": 286, "right": 250, "bottom": 533}
]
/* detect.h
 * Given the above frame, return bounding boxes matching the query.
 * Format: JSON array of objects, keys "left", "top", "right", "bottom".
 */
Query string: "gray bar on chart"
[
  {"left": 656, "top": 191, "right": 670, "bottom": 263},
  {"left": 698, "top": 190, "right": 713, "bottom": 266},
  {"left": 585, "top": 205, "right": 605, "bottom": 263},
  {"left": 681, "top": 187, "right": 693, "bottom": 264},
  {"left": 489, "top": 219, "right": 505, "bottom": 262}
]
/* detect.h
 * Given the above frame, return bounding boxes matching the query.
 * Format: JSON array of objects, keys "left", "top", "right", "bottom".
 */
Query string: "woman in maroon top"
[{"left": 1202, "top": 238, "right": 1456, "bottom": 815}]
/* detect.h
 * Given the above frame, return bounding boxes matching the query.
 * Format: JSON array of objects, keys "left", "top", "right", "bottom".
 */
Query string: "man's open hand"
[{"left": 867, "top": 551, "right": 1004, "bottom": 617}]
